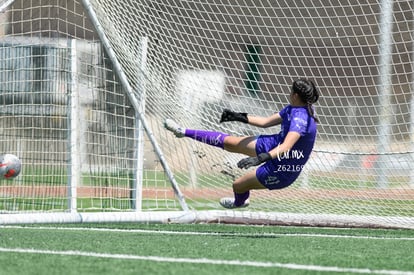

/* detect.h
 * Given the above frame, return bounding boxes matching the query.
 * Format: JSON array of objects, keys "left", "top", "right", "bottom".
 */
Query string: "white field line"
[
  {"left": 0, "top": 247, "right": 413, "bottom": 275},
  {"left": 2, "top": 225, "right": 414, "bottom": 241}
]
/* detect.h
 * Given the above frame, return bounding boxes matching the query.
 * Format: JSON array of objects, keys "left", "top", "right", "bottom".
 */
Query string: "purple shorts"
[{"left": 255, "top": 134, "right": 300, "bottom": 190}]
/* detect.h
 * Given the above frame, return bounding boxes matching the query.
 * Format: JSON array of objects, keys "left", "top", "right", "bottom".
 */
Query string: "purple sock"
[
  {"left": 234, "top": 191, "right": 250, "bottom": 206},
  {"left": 184, "top": 129, "right": 229, "bottom": 149}
]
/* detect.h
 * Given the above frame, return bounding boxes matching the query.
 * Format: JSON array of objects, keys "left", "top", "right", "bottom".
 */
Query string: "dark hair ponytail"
[{"left": 292, "top": 78, "right": 320, "bottom": 123}]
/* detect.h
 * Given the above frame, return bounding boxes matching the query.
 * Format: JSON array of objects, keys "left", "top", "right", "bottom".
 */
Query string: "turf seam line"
[
  {"left": 0, "top": 247, "right": 413, "bottom": 275},
  {"left": 2, "top": 225, "right": 413, "bottom": 241}
]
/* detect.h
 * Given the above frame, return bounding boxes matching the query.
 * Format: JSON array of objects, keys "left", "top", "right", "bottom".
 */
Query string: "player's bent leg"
[
  {"left": 232, "top": 169, "right": 266, "bottom": 193},
  {"left": 219, "top": 170, "right": 265, "bottom": 209},
  {"left": 219, "top": 197, "right": 249, "bottom": 209}
]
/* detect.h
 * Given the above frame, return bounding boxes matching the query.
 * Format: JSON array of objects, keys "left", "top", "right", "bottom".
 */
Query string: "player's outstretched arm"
[
  {"left": 220, "top": 109, "right": 282, "bottom": 128},
  {"left": 220, "top": 109, "right": 248, "bottom": 123},
  {"left": 247, "top": 112, "right": 282, "bottom": 128}
]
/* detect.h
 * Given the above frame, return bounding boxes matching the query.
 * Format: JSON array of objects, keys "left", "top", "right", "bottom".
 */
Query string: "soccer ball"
[{"left": 0, "top": 154, "right": 21, "bottom": 179}]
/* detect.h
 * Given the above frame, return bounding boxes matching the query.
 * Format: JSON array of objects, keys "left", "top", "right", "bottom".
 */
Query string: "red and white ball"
[{"left": 0, "top": 154, "right": 21, "bottom": 179}]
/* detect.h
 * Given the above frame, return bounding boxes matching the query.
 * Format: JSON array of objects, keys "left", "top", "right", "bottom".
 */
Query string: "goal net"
[{"left": 0, "top": 0, "right": 413, "bottom": 229}]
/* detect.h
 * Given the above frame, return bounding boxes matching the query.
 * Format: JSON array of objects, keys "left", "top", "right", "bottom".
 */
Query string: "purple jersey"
[{"left": 255, "top": 105, "right": 317, "bottom": 189}]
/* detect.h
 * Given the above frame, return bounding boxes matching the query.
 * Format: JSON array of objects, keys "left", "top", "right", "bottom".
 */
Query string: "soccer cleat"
[
  {"left": 219, "top": 197, "right": 250, "bottom": 209},
  {"left": 164, "top": 118, "right": 185, "bottom": 138}
]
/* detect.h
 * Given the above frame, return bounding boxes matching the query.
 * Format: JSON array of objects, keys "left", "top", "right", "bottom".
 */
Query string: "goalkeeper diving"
[{"left": 165, "top": 78, "right": 320, "bottom": 209}]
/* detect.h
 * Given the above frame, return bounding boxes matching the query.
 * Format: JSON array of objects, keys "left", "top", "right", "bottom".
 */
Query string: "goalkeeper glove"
[
  {"left": 237, "top": 152, "right": 272, "bottom": 169},
  {"left": 220, "top": 109, "right": 248, "bottom": 123}
]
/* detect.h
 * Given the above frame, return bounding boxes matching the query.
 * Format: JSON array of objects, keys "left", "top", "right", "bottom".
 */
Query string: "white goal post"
[{"left": 0, "top": 0, "right": 413, "bottom": 229}]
